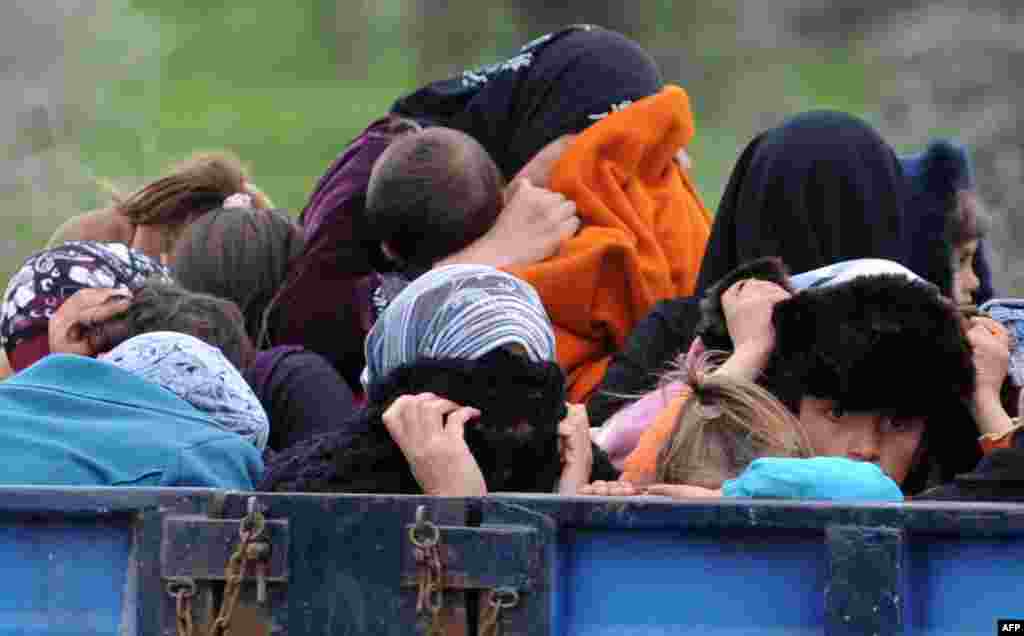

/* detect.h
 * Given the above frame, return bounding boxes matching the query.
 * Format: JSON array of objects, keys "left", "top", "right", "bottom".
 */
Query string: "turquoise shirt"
[
  {"left": 722, "top": 457, "right": 904, "bottom": 502},
  {"left": 0, "top": 354, "right": 263, "bottom": 488}
]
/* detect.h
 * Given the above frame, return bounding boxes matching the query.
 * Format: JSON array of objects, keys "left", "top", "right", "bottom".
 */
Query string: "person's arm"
[
  {"left": 966, "top": 316, "right": 1022, "bottom": 451},
  {"left": 711, "top": 278, "right": 791, "bottom": 382},
  {"left": 0, "top": 350, "right": 12, "bottom": 381},
  {"left": 557, "top": 404, "right": 594, "bottom": 494},
  {"left": 436, "top": 177, "right": 580, "bottom": 270}
]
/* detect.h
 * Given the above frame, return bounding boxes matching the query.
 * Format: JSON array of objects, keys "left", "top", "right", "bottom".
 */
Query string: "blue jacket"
[{"left": 0, "top": 354, "right": 263, "bottom": 488}]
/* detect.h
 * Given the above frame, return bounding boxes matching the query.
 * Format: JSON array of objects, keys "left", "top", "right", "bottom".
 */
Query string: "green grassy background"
[{"left": 6, "top": 1, "right": 890, "bottom": 286}]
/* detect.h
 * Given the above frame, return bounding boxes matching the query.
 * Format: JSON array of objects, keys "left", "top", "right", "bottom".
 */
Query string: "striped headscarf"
[{"left": 362, "top": 265, "right": 555, "bottom": 388}]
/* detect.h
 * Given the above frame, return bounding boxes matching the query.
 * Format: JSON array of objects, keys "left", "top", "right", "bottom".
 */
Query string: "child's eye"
[{"left": 827, "top": 406, "right": 845, "bottom": 421}]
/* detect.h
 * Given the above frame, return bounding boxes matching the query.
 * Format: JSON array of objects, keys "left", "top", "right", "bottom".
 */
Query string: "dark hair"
[
  {"left": 259, "top": 349, "right": 618, "bottom": 494},
  {"left": 363, "top": 127, "right": 504, "bottom": 270},
  {"left": 89, "top": 279, "right": 256, "bottom": 370},
  {"left": 171, "top": 207, "right": 303, "bottom": 348},
  {"left": 949, "top": 190, "right": 989, "bottom": 247}
]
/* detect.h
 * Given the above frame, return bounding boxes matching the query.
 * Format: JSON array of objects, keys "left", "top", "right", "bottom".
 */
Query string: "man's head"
[{"left": 364, "top": 127, "right": 504, "bottom": 270}]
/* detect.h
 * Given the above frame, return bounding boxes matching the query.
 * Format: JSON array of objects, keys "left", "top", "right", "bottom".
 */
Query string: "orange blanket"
[{"left": 508, "top": 86, "right": 711, "bottom": 403}]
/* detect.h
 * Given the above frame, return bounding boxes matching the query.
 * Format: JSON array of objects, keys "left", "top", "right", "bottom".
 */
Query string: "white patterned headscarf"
[
  {"left": 362, "top": 265, "right": 556, "bottom": 389},
  {"left": 101, "top": 331, "right": 270, "bottom": 449},
  {"left": 790, "top": 258, "right": 925, "bottom": 291}
]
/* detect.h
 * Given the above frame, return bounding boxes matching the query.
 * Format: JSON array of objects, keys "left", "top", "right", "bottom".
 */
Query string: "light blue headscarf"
[
  {"left": 101, "top": 332, "right": 270, "bottom": 449},
  {"left": 362, "top": 265, "right": 556, "bottom": 389}
]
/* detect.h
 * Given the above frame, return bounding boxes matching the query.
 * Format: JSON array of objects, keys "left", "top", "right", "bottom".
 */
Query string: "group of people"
[{"left": 1, "top": 25, "right": 1021, "bottom": 502}]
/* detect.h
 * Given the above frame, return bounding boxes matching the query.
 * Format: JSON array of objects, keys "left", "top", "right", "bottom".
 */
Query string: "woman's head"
[
  {"left": 114, "top": 152, "right": 248, "bottom": 258},
  {"left": 260, "top": 349, "right": 607, "bottom": 494},
  {"left": 365, "top": 127, "right": 504, "bottom": 271},
  {"left": 655, "top": 355, "right": 813, "bottom": 488},
  {"left": 0, "top": 241, "right": 169, "bottom": 372},
  {"left": 88, "top": 279, "right": 256, "bottom": 370},
  {"left": 362, "top": 264, "right": 555, "bottom": 387},
  {"left": 697, "top": 111, "right": 906, "bottom": 294},
  {"left": 101, "top": 331, "right": 269, "bottom": 449},
  {"left": 171, "top": 207, "right": 303, "bottom": 348}
]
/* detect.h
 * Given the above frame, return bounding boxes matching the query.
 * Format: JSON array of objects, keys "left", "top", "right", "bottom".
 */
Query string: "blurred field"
[{"left": 3, "top": 1, "right": 1020, "bottom": 292}]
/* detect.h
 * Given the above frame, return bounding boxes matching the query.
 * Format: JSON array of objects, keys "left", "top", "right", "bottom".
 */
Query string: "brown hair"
[
  {"left": 364, "top": 127, "right": 504, "bottom": 270},
  {"left": 113, "top": 152, "right": 247, "bottom": 250},
  {"left": 655, "top": 354, "right": 813, "bottom": 488}
]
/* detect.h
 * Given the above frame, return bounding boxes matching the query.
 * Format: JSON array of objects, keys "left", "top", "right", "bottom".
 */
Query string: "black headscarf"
[
  {"left": 391, "top": 25, "right": 664, "bottom": 180},
  {"left": 696, "top": 111, "right": 908, "bottom": 294}
]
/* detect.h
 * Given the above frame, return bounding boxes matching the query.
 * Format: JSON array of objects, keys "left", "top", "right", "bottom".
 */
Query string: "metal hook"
[
  {"left": 409, "top": 505, "right": 440, "bottom": 548},
  {"left": 165, "top": 577, "right": 197, "bottom": 599}
]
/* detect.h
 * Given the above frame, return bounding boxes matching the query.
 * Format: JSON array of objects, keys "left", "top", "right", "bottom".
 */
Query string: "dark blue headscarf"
[
  {"left": 391, "top": 25, "right": 664, "bottom": 181},
  {"left": 900, "top": 140, "right": 995, "bottom": 303},
  {"left": 696, "top": 111, "right": 909, "bottom": 294}
]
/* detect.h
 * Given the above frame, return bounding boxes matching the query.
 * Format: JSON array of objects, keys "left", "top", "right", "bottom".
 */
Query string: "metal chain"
[
  {"left": 208, "top": 497, "right": 265, "bottom": 636},
  {"left": 479, "top": 587, "right": 520, "bottom": 636},
  {"left": 166, "top": 578, "right": 197, "bottom": 636},
  {"left": 410, "top": 505, "right": 446, "bottom": 636}
]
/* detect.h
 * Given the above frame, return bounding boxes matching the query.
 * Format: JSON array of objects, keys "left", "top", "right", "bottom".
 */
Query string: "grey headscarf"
[
  {"left": 101, "top": 331, "right": 270, "bottom": 449},
  {"left": 362, "top": 265, "right": 556, "bottom": 388}
]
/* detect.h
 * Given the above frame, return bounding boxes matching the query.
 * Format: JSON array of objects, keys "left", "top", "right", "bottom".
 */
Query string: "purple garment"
[
  {"left": 245, "top": 346, "right": 362, "bottom": 452},
  {"left": 267, "top": 117, "right": 418, "bottom": 390}
]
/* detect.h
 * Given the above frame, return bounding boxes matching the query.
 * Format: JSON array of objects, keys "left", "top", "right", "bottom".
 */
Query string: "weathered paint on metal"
[
  {"left": 825, "top": 525, "right": 905, "bottom": 636},
  {"left": 0, "top": 516, "right": 134, "bottom": 635},
  {"left": 161, "top": 516, "right": 289, "bottom": 581},
  {"left": 0, "top": 488, "right": 1023, "bottom": 635}
]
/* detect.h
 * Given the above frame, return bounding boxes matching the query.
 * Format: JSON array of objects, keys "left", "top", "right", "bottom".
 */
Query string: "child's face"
[
  {"left": 798, "top": 397, "right": 925, "bottom": 485},
  {"left": 952, "top": 239, "right": 981, "bottom": 305}
]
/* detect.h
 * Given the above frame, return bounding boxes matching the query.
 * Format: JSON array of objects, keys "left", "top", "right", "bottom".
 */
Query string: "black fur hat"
[
  {"left": 695, "top": 256, "right": 794, "bottom": 352},
  {"left": 259, "top": 349, "right": 617, "bottom": 494},
  {"left": 695, "top": 257, "right": 974, "bottom": 415},
  {"left": 767, "top": 272, "right": 974, "bottom": 417}
]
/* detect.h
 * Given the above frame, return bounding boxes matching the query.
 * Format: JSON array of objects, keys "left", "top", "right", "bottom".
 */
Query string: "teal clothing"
[
  {"left": 722, "top": 457, "right": 904, "bottom": 502},
  {"left": 0, "top": 354, "right": 263, "bottom": 488}
]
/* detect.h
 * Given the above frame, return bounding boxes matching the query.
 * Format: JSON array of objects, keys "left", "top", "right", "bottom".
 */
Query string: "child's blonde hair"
[{"left": 655, "top": 353, "right": 813, "bottom": 488}]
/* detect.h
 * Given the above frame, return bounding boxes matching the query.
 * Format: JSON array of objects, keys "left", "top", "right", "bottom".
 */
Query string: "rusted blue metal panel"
[{"left": 0, "top": 489, "right": 1022, "bottom": 635}]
